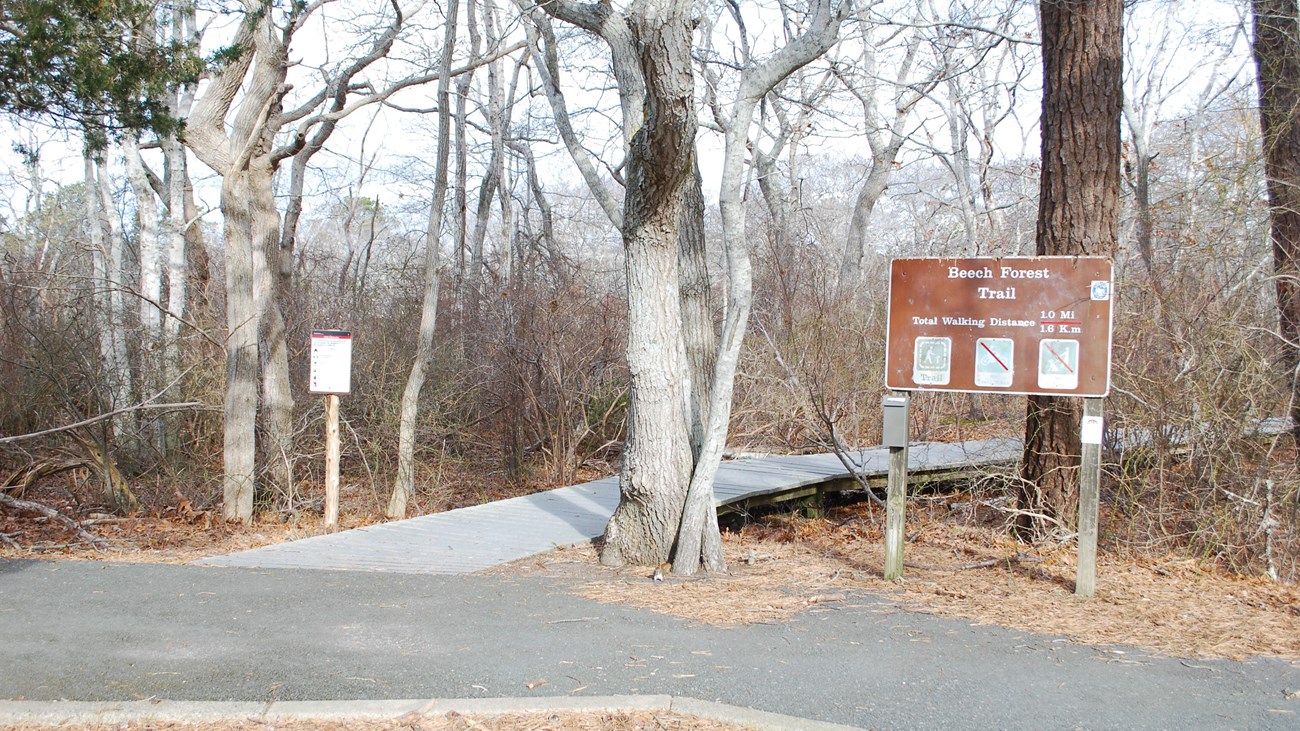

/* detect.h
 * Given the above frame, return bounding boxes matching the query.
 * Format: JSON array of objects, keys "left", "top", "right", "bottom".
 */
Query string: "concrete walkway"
[{"left": 197, "top": 439, "right": 1019, "bottom": 574}]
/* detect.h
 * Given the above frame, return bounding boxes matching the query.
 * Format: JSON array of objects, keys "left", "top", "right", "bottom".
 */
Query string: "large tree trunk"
[
  {"left": 1019, "top": 0, "right": 1122, "bottom": 539},
  {"left": 252, "top": 162, "right": 295, "bottom": 502},
  {"left": 1251, "top": 0, "right": 1300, "bottom": 449},
  {"left": 220, "top": 169, "right": 262, "bottom": 523},
  {"left": 599, "top": 0, "right": 698, "bottom": 567}
]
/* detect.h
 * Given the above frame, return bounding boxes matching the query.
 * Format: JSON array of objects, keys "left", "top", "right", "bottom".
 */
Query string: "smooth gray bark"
[
  {"left": 389, "top": 0, "right": 460, "bottom": 519},
  {"left": 674, "top": 0, "right": 848, "bottom": 575},
  {"left": 836, "top": 14, "right": 938, "bottom": 292}
]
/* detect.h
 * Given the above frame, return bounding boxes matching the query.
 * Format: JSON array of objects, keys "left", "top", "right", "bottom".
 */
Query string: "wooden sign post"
[
  {"left": 309, "top": 330, "right": 353, "bottom": 530},
  {"left": 884, "top": 257, "right": 1114, "bottom": 595}
]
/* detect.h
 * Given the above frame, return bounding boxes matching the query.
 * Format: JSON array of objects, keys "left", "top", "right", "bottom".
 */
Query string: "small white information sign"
[
  {"left": 309, "top": 330, "right": 353, "bottom": 394},
  {"left": 1081, "top": 415, "right": 1104, "bottom": 445},
  {"left": 1037, "top": 339, "right": 1079, "bottom": 390},
  {"left": 912, "top": 337, "right": 952, "bottom": 386}
]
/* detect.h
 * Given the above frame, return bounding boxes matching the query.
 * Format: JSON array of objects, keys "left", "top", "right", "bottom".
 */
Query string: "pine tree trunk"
[
  {"left": 1251, "top": 0, "right": 1300, "bottom": 450},
  {"left": 1019, "top": 0, "right": 1122, "bottom": 538}
]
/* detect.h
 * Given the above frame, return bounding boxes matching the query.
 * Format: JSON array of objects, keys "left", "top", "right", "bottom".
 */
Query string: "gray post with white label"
[
  {"left": 882, "top": 393, "right": 911, "bottom": 580},
  {"left": 1076, "top": 397, "right": 1104, "bottom": 596}
]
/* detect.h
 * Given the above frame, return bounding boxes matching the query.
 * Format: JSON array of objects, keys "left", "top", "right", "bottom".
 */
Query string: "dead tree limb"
[
  {"left": 0, "top": 492, "right": 106, "bottom": 548},
  {"left": 0, "top": 402, "right": 202, "bottom": 445},
  {"left": 756, "top": 319, "right": 886, "bottom": 508},
  {"left": 2, "top": 459, "right": 81, "bottom": 498}
]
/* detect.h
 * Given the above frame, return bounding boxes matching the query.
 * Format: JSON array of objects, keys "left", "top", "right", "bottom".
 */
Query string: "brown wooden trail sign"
[
  {"left": 883, "top": 256, "right": 1114, "bottom": 596},
  {"left": 885, "top": 256, "right": 1114, "bottom": 397}
]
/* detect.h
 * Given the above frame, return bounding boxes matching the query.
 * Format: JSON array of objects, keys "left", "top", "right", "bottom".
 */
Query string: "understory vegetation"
[{"left": 1, "top": 0, "right": 1296, "bottom": 583}]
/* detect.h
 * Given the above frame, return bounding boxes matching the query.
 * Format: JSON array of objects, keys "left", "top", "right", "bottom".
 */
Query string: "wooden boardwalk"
[{"left": 197, "top": 438, "right": 1019, "bottom": 575}]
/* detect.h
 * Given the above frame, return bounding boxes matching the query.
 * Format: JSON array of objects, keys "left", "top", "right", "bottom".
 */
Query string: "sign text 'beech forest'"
[{"left": 885, "top": 257, "right": 1114, "bottom": 397}]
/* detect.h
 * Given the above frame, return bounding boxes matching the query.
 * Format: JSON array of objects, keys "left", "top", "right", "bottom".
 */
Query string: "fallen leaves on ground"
[{"left": 502, "top": 502, "right": 1300, "bottom": 661}]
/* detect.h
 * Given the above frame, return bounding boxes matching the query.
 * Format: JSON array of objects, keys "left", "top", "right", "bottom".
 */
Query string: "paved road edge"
[{"left": 0, "top": 697, "right": 864, "bottom": 730}]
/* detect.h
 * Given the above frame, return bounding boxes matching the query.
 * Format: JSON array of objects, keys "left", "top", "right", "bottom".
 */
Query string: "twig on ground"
[{"left": 0, "top": 492, "right": 107, "bottom": 548}]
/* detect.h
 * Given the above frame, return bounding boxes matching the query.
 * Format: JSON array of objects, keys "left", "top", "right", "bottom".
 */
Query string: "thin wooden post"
[
  {"left": 324, "top": 394, "right": 341, "bottom": 530},
  {"left": 1076, "top": 397, "right": 1104, "bottom": 596},
  {"left": 882, "top": 393, "right": 911, "bottom": 581}
]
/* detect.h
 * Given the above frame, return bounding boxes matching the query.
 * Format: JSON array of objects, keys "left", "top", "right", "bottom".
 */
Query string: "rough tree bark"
[
  {"left": 1019, "top": 0, "right": 1122, "bottom": 538},
  {"left": 531, "top": 0, "right": 715, "bottom": 566},
  {"left": 184, "top": 6, "right": 282, "bottom": 522},
  {"left": 595, "top": 0, "right": 699, "bottom": 567},
  {"left": 1250, "top": 0, "right": 1300, "bottom": 449}
]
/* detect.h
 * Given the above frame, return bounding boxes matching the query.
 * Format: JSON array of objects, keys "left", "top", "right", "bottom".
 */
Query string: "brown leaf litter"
[{"left": 503, "top": 506, "right": 1299, "bottom": 661}]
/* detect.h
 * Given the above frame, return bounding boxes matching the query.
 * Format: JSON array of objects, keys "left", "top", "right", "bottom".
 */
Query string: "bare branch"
[{"left": 0, "top": 403, "right": 205, "bottom": 445}]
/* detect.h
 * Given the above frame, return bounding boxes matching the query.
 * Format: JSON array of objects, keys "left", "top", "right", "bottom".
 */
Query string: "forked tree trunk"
[
  {"left": 674, "top": 0, "right": 846, "bottom": 575},
  {"left": 531, "top": 0, "right": 708, "bottom": 566},
  {"left": 599, "top": 0, "right": 698, "bottom": 567},
  {"left": 1250, "top": 0, "right": 1300, "bottom": 451},
  {"left": 1019, "top": 0, "right": 1122, "bottom": 538},
  {"left": 837, "top": 17, "right": 934, "bottom": 292}
]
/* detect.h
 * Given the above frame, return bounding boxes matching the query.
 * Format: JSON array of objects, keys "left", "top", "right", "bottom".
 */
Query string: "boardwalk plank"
[{"left": 197, "top": 438, "right": 1019, "bottom": 575}]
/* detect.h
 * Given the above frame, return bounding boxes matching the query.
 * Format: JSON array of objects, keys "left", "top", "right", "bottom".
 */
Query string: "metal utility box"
[{"left": 882, "top": 394, "right": 910, "bottom": 448}]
